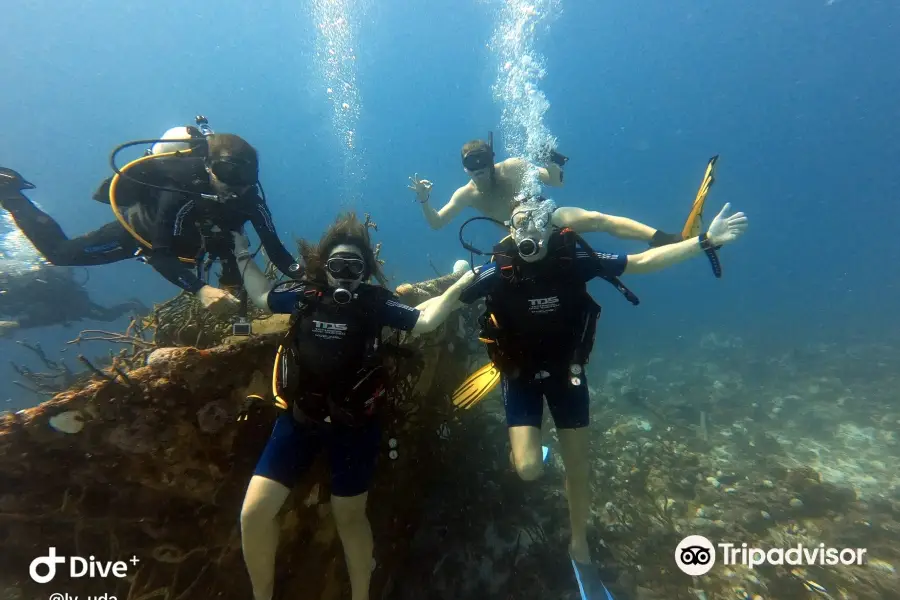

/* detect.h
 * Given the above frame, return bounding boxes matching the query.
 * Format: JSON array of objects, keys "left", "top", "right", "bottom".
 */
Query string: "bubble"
[
  {"left": 489, "top": 0, "right": 561, "bottom": 197},
  {"left": 310, "top": 0, "right": 369, "bottom": 202}
]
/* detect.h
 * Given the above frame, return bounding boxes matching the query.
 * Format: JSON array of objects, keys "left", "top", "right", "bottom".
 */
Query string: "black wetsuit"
[
  {"left": 2, "top": 157, "right": 298, "bottom": 294},
  {"left": 253, "top": 281, "right": 421, "bottom": 497},
  {"left": 458, "top": 231, "right": 634, "bottom": 429}
]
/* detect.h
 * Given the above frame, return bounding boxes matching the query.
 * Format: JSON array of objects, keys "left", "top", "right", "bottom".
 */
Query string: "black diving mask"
[
  {"left": 326, "top": 256, "right": 365, "bottom": 279},
  {"left": 208, "top": 159, "right": 258, "bottom": 187},
  {"left": 462, "top": 150, "right": 494, "bottom": 172}
]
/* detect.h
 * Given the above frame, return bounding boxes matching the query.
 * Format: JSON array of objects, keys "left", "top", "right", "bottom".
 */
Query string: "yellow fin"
[
  {"left": 452, "top": 362, "right": 501, "bottom": 409},
  {"left": 681, "top": 155, "right": 718, "bottom": 239}
]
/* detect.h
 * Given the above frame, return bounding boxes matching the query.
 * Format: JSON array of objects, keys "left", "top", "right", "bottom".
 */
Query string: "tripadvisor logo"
[
  {"left": 675, "top": 535, "right": 716, "bottom": 576},
  {"left": 674, "top": 535, "right": 868, "bottom": 575}
]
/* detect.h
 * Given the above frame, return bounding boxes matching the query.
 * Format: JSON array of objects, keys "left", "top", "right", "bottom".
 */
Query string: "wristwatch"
[{"left": 698, "top": 233, "right": 722, "bottom": 278}]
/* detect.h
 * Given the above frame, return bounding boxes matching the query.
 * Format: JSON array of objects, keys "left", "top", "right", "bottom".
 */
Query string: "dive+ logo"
[
  {"left": 675, "top": 535, "right": 716, "bottom": 576},
  {"left": 29, "top": 548, "right": 139, "bottom": 583}
]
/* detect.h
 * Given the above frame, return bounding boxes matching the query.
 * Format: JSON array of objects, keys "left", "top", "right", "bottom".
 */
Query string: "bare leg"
[
  {"left": 508, "top": 425, "right": 544, "bottom": 481},
  {"left": 557, "top": 427, "right": 591, "bottom": 563},
  {"left": 240, "top": 476, "right": 291, "bottom": 600},
  {"left": 331, "top": 492, "right": 373, "bottom": 600}
]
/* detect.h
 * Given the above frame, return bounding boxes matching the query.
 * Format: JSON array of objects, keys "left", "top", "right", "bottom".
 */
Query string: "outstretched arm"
[
  {"left": 232, "top": 233, "right": 274, "bottom": 310},
  {"left": 553, "top": 206, "right": 663, "bottom": 242},
  {"left": 623, "top": 203, "right": 748, "bottom": 275},
  {"left": 410, "top": 270, "right": 475, "bottom": 335}
]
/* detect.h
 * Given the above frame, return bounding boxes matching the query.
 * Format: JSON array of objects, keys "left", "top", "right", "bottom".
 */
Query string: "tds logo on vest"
[
  {"left": 528, "top": 296, "right": 560, "bottom": 315},
  {"left": 312, "top": 320, "right": 348, "bottom": 340}
]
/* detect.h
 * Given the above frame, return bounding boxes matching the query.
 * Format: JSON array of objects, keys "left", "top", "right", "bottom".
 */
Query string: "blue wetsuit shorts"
[
  {"left": 501, "top": 370, "right": 590, "bottom": 429},
  {"left": 253, "top": 412, "right": 381, "bottom": 497}
]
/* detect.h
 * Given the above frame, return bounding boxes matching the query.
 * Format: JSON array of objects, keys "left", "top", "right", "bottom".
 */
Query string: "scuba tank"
[{"left": 147, "top": 117, "right": 211, "bottom": 156}]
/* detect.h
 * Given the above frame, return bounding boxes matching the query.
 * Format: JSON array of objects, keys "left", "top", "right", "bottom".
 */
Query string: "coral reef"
[
  {"left": 3, "top": 260, "right": 899, "bottom": 600},
  {"left": 387, "top": 335, "right": 900, "bottom": 600},
  {"left": 0, "top": 272, "right": 474, "bottom": 600}
]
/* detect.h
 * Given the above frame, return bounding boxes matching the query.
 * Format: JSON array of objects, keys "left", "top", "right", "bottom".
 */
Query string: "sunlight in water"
[
  {"left": 0, "top": 212, "right": 44, "bottom": 266},
  {"left": 490, "top": 0, "right": 561, "bottom": 197},
  {"left": 310, "top": 0, "right": 367, "bottom": 201}
]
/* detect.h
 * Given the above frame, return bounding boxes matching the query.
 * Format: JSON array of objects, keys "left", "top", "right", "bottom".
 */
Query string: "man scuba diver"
[
  {"left": 407, "top": 133, "right": 686, "bottom": 247},
  {"left": 0, "top": 117, "right": 301, "bottom": 316},
  {"left": 233, "top": 212, "right": 473, "bottom": 600},
  {"left": 451, "top": 194, "right": 748, "bottom": 598}
]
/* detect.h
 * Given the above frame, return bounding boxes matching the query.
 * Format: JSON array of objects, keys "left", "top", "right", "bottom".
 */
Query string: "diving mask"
[
  {"left": 462, "top": 149, "right": 494, "bottom": 172},
  {"left": 510, "top": 197, "right": 557, "bottom": 258},
  {"left": 326, "top": 252, "right": 366, "bottom": 301},
  {"left": 326, "top": 256, "right": 365, "bottom": 279},
  {"left": 208, "top": 158, "right": 258, "bottom": 187}
]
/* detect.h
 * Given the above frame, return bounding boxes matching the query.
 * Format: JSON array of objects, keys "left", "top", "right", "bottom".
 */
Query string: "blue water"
[{"left": 1, "top": 0, "right": 898, "bottom": 408}]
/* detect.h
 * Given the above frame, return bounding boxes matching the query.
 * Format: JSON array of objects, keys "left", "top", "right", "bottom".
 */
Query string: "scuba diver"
[
  {"left": 0, "top": 117, "right": 301, "bottom": 317},
  {"left": 450, "top": 194, "right": 748, "bottom": 598},
  {"left": 0, "top": 262, "right": 147, "bottom": 336},
  {"left": 407, "top": 133, "right": 688, "bottom": 247},
  {"left": 233, "top": 212, "right": 474, "bottom": 600}
]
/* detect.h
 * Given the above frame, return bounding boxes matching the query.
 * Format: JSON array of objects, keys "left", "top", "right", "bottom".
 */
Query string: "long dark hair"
[{"left": 298, "top": 211, "right": 386, "bottom": 286}]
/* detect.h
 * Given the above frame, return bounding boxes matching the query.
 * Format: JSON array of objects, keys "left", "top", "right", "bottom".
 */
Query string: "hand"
[
  {"left": 707, "top": 203, "right": 748, "bottom": 246},
  {"left": 232, "top": 231, "right": 250, "bottom": 255},
  {"left": 196, "top": 285, "right": 240, "bottom": 316},
  {"left": 407, "top": 173, "right": 433, "bottom": 204}
]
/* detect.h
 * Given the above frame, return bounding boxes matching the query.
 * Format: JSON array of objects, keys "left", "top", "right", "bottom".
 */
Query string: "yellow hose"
[
  {"left": 108, "top": 150, "right": 197, "bottom": 264},
  {"left": 271, "top": 345, "right": 289, "bottom": 410}
]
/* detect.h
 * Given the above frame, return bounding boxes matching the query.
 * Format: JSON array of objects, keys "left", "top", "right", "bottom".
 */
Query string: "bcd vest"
[
  {"left": 275, "top": 283, "right": 394, "bottom": 426},
  {"left": 479, "top": 229, "right": 638, "bottom": 377}
]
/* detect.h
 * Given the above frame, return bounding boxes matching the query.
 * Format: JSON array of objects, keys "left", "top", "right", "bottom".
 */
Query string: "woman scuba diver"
[{"left": 233, "top": 211, "right": 473, "bottom": 600}]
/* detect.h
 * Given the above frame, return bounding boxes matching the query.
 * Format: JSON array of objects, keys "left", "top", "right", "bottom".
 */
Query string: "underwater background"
[
  {"left": 1, "top": 1, "right": 900, "bottom": 597},
  {"left": 2, "top": 0, "right": 899, "bottom": 407}
]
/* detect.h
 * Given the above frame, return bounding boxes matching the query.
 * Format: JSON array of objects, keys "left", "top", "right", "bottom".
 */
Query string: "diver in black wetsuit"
[
  {"left": 0, "top": 262, "right": 148, "bottom": 337},
  {"left": 0, "top": 123, "right": 301, "bottom": 316},
  {"left": 232, "top": 211, "right": 474, "bottom": 600},
  {"left": 453, "top": 194, "right": 748, "bottom": 593}
]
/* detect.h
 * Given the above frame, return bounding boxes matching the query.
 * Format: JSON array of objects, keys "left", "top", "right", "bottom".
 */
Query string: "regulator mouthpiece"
[
  {"left": 517, "top": 238, "right": 540, "bottom": 257},
  {"left": 511, "top": 197, "right": 557, "bottom": 259},
  {"left": 333, "top": 288, "right": 353, "bottom": 304}
]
